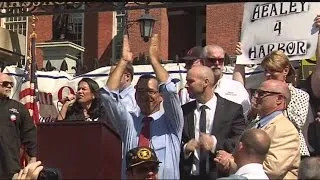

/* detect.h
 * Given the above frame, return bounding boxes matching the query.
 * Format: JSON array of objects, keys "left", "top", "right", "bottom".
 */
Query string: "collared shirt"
[
  {"left": 100, "top": 78, "right": 183, "bottom": 180},
  {"left": 258, "top": 111, "right": 283, "bottom": 128},
  {"left": 190, "top": 96, "right": 217, "bottom": 175},
  {"left": 214, "top": 75, "right": 251, "bottom": 118},
  {"left": 179, "top": 75, "right": 251, "bottom": 118},
  {"left": 119, "top": 84, "right": 139, "bottom": 114},
  {"left": 235, "top": 163, "right": 269, "bottom": 179}
]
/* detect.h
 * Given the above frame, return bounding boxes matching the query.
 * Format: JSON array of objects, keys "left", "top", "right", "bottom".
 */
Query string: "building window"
[
  {"left": 5, "top": 8, "right": 27, "bottom": 35},
  {"left": 114, "top": 10, "right": 127, "bottom": 61},
  {"left": 68, "top": 13, "right": 84, "bottom": 46}
]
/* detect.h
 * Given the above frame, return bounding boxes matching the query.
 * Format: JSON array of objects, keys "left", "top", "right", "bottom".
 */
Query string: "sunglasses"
[
  {"left": 206, "top": 58, "right": 224, "bottom": 63},
  {"left": 0, "top": 81, "right": 14, "bottom": 87},
  {"left": 254, "top": 89, "right": 282, "bottom": 98}
]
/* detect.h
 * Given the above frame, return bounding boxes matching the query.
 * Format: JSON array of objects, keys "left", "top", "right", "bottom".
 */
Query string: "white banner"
[
  {"left": 4, "top": 64, "right": 266, "bottom": 122},
  {"left": 237, "top": 2, "right": 320, "bottom": 64}
]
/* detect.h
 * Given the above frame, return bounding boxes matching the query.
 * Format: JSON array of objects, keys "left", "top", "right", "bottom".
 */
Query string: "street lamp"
[{"left": 137, "top": 9, "right": 156, "bottom": 42}]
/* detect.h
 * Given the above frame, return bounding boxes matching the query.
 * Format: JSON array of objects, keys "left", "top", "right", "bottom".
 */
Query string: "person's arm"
[
  {"left": 20, "top": 103, "right": 37, "bottom": 162},
  {"left": 149, "top": 34, "right": 184, "bottom": 135},
  {"left": 100, "top": 34, "right": 135, "bottom": 139},
  {"left": 57, "top": 104, "right": 70, "bottom": 120},
  {"left": 312, "top": 15, "right": 320, "bottom": 98},
  {"left": 57, "top": 94, "right": 76, "bottom": 120},
  {"left": 100, "top": 87, "right": 134, "bottom": 140},
  {"left": 149, "top": 34, "right": 168, "bottom": 83},
  {"left": 232, "top": 42, "right": 246, "bottom": 85},
  {"left": 107, "top": 34, "right": 133, "bottom": 91},
  {"left": 287, "top": 88, "right": 309, "bottom": 129}
]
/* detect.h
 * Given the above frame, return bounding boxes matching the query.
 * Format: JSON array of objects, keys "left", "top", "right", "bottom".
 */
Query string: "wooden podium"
[{"left": 37, "top": 121, "right": 121, "bottom": 179}]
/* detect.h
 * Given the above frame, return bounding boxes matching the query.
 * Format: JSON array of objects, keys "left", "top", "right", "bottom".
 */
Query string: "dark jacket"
[
  {"left": 0, "top": 97, "right": 37, "bottom": 179},
  {"left": 305, "top": 74, "right": 320, "bottom": 156},
  {"left": 180, "top": 94, "right": 246, "bottom": 180},
  {"left": 65, "top": 98, "right": 105, "bottom": 121}
]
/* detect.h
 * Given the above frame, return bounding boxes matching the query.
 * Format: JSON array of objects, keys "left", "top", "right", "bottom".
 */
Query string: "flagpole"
[
  {"left": 29, "top": 15, "right": 40, "bottom": 125},
  {"left": 30, "top": 15, "right": 38, "bottom": 83}
]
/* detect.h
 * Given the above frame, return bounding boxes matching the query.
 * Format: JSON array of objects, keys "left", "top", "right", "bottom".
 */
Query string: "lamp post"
[{"left": 137, "top": 9, "right": 156, "bottom": 42}]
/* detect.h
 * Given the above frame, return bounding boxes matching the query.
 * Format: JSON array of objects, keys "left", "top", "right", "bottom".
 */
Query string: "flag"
[{"left": 19, "top": 37, "right": 40, "bottom": 125}]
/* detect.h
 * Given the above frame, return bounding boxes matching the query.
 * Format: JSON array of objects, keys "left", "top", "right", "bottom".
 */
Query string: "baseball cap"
[
  {"left": 126, "top": 147, "right": 161, "bottom": 170},
  {"left": 181, "top": 46, "right": 204, "bottom": 61}
]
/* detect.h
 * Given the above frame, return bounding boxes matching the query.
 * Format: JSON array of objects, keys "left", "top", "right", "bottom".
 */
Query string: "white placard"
[{"left": 237, "top": 2, "right": 320, "bottom": 64}]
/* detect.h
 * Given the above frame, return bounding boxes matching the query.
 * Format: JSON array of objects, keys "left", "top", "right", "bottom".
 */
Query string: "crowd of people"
[{"left": 1, "top": 14, "right": 320, "bottom": 180}]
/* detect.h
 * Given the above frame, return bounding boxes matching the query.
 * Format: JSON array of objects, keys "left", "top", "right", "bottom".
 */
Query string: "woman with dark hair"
[{"left": 57, "top": 78, "right": 105, "bottom": 121}]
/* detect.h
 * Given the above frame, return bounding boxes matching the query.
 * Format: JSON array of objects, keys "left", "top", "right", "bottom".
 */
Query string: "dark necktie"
[
  {"left": 199, "top": 105, "right": 207, "bottom": 175},
  {"left": 257, "top": 122, "right": 262, "bottom": 129},
  {"left": 138, "top": 117, "right": 153, "bottom": 147}
]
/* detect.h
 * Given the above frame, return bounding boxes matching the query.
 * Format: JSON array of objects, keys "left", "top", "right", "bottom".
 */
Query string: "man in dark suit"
[{"left": 180, "top": 66, "right": 246, "bottom": 180}]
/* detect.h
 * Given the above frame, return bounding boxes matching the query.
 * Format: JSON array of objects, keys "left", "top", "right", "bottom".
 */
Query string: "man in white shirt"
[
  {"left": 179, "top": 45, "right": 251, "bottom": 120},
  {"left": 217, "top": 128, "right": 271, "bottom": 179},
  {"left": 202, "top": 45, "right": 251, "bottom": 120},
  {"left": 110, "top": 62, "right": 139, "bottom": 114}
]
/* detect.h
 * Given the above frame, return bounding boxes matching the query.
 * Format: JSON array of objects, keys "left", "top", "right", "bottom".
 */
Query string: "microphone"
[
  {"left": 59, "top": 95, "right": 76, "bottom": 104},
  {"left": 59, "top": 97, "right": 70, "bottom": 104}
]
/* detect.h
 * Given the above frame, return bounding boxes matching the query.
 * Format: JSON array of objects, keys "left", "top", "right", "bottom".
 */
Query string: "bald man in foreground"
[
  {"left": 218, "top": 128, "right": 271, "bottom": 179},
  {"left": 180, "top": 66, "right": 245, "bottom": 179},
  {"left": 0, "top": 73, "right": 37, "bottom": 179},
  {"left": 215, "top": 80, "right": 300, "bottom": 179}
]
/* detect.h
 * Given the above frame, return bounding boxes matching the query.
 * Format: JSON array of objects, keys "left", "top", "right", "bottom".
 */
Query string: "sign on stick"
[{"left": 237, "top": 2, "right": 320, "bottom": 64}]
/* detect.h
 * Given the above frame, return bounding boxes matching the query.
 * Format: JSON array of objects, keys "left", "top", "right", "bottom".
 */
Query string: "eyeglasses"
[
  {"left": 254, "top": 89, "right": 282, "bottom": 98},
  {"left": 136, "top": 89, "right": 159, "bottom": 96},
  {"left": 206, "top": 57, "right": 224, "bottom": 64},
  {"left": 0, "top": 81, "right": 14, "bottom": 87}
]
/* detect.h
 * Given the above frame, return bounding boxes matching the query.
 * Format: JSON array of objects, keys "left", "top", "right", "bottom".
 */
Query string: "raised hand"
[
  {"left": 149, "top": 34, "right": 161, "bottom": 61},
  {"left": 122, "top": 34, "right": 133, "bottom": 63}
]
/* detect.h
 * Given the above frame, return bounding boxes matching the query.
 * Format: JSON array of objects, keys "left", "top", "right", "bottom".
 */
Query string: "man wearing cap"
[
  {"left": 179, "top": 46, "right": 205, "bottom": 105},
  {"left": 126, "top": 147, "right": 161, "bottom": 180},
  {"left": 179, "top": 45, "right": 251, "bottom": 120}
]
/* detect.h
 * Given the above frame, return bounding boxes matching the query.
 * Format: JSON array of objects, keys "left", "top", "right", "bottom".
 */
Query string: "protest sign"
[{"left": 237, "top": 2, "right": 320, "bottom": 64}]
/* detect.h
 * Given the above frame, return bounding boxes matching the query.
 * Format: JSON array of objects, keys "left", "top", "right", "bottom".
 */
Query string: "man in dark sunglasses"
[
  {"left": 0, "top": 73, "right": 37, "bottom": 179},
  {"left": 0, "top": 75, "right": 14, "bottom": 97},
  {"left": 201, "top": 45, "right": 251, "bottom": 121},
  {"left": 126, "top": 147, "right": 161, "bottom": 180}
]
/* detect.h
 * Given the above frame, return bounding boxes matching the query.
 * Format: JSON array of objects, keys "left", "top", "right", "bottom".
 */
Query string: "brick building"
[{"left": 0, "top": 2, "right": 244, "bottom": 73}]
